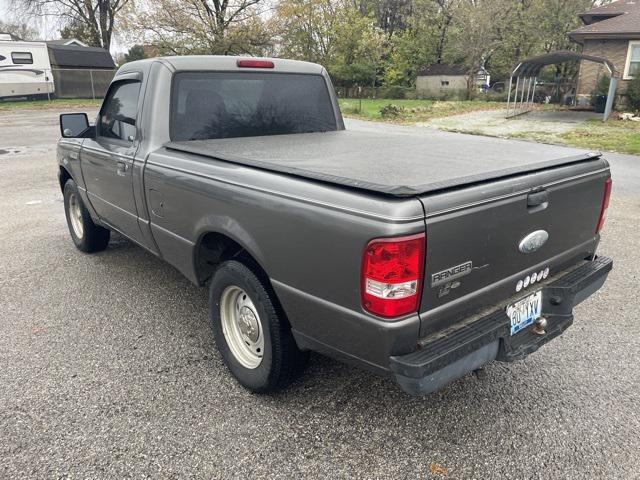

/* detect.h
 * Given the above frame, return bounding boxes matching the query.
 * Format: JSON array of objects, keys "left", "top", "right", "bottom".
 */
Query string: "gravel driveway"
[
  {"left": 1, "top": 110, "right": 639, "bottom": 479},
  {"left": 419, "top": 109, "right": 602, "bottom": 137}
]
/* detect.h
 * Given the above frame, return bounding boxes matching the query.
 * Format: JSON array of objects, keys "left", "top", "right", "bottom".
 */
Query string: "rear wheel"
[
  {"left": 63, "top": 179, "right": 110, "bottom": 252},
  {"left": 209, "top": 260, "right": 307, "bottom": 393}
]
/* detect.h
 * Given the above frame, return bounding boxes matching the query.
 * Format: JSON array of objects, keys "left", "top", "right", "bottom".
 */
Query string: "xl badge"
[
  {"left": 431, "top": 261, "right": 473, "bottom": 287},
  {"left": 518, "top": 230, "right": 549, "bottom": 254}
]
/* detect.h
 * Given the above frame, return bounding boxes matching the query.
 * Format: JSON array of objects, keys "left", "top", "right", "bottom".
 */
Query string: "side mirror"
[{"left": 60, "top": 113, "right": 90, "bottom": 138}]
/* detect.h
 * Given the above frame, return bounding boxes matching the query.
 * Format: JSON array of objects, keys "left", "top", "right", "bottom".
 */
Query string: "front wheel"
[
  {"left": 63, "top": 179, "right": 110, "bottom": 252},
  {"left": 209, "top": 260, "right": 307, "bottom": 393}
]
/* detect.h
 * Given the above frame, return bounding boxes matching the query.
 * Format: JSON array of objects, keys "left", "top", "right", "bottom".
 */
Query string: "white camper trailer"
[{"left": 0, "top": 40, "right": 55, "bottom": 100}]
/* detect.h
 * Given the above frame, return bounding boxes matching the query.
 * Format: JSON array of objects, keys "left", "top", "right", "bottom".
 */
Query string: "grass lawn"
[
  {"left": 0, "top": 98, "right": 102, "bottom": 111},
  {"left": 338, "top": 98, "right": 504, "bottom": 122},
  {"left": 559, "top": 119, "right": 640, "bottom": 155}
]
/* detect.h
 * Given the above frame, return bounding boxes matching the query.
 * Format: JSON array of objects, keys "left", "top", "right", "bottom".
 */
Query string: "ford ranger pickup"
[{"left": 57, "top": 56, "right": 613, "bottom": 395}]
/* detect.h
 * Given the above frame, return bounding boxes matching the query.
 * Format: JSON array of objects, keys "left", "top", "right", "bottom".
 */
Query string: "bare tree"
[
  {"left": 353, "top": 0, "right": 413, "bottom": 38},
  {"left": 127, "top": 0, "right": 270, "bottom": 56},
  {"left": 11, "top": 0, "right": 130, "bottom": 49},
  {"left": 433, "top": 0, "right": 460, "bottom": 63},
  {"left": 0, "top": 20, "right": 39, "bottom": 40}
]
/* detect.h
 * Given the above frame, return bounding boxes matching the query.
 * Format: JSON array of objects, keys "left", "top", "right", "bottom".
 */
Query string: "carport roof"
[{"left": 511, "top": 50, "right": 617, "bottom": 77}]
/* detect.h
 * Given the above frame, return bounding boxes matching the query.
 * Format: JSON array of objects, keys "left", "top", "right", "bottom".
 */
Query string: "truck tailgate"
[{"left": 418, "top": 157, "right": 610, "bottom": 337}]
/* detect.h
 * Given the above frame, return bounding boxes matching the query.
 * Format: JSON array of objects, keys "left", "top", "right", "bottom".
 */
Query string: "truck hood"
[{"left": 166, "top": 128, "right": 600, "bottom": 197}]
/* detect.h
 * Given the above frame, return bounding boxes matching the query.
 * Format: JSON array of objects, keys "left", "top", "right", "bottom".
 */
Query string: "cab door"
[{"left": 81, "top": 78, "right": 146, "bottom": 245}]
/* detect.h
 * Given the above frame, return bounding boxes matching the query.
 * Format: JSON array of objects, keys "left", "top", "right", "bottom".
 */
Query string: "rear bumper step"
[{"left": 390, "top": 256, "right": 613, "bottom": 395}]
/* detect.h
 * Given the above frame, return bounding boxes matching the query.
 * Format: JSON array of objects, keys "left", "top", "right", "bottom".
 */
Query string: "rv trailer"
[{"left": 0, "top": 40, "right": 55, "bottom": 100}]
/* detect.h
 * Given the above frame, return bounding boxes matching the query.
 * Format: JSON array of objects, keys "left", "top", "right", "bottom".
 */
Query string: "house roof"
[
  {"left": 47, "top": 38, "right": 88, "bottom": 47},
  {"left": 47, "top": 43, "right": 115, "bottom": 69},
  {"left": 417, "top": 64, "right": 468, "bottom": 76},
  {"left": 581, "top": 0, "right": 637, "bottom": 17},
  {"left": 0, "top": 32, "right": 23, "bottom": 41},
  {"left": 570, "top": 0, "right": 640, "bottom": 40}
]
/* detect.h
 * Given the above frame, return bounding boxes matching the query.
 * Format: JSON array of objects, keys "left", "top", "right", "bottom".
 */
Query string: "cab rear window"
[{"left": 170, "top": 72, "right": 337, "bottom": 141}]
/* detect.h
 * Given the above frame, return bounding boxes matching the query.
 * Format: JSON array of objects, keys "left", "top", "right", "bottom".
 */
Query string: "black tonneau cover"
[{"left": 166, "top": 128, "right": 600, "bottom": 197}]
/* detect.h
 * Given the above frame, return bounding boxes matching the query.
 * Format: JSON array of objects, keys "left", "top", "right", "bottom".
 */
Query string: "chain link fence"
[{"left": 51, "top": 68, "right": 116, "bottom": 99}]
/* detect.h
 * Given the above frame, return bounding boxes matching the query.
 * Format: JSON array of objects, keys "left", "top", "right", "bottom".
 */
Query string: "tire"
[
  {"left": 63, "top": 179, "right": 110, "bottom": 252},
  {"left": 209, "top": 260, "right": 307, "bottom": 393}
]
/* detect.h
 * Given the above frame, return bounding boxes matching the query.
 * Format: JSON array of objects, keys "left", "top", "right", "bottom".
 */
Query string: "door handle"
[
  {"left": 116, "top": 161, "right": 129, "bottom": 176},
  {"left": 527, "top": 189, "right": 548, "bottom": 212}
]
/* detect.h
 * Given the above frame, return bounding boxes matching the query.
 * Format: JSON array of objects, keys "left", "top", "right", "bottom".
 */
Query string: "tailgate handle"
[{"left": 527, "top": 190, "right": 548, "bottom": 212}]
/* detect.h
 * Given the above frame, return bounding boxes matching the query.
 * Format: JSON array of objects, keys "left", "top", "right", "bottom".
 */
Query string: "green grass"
[
  {"left": 0, "top": 98, "right": 102, "bottom": 111},
  {"left": 559, "top": 119, "right": 640, "bottom": 155},
  {"left": 338, "top": 98, "right": 504, "bottom": 122}
]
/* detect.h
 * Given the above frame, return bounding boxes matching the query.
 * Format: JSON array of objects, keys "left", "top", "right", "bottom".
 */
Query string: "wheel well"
[
  {"left": 59, "top": 166, "right": 72, "bottom": 192},
  {"left": 194, "top": 232, "right": 265, "bottom": 285}
]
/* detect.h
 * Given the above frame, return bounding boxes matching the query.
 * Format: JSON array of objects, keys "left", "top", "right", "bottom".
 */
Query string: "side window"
[
  {"left": 98, "top": 81, "right": 141, "bottom": 142},
  {"left": 626, "top": 42, "right": 640, "bottom": 78},
  {"left": 12, "top": 52, "right": 33, "bottom": 65}
]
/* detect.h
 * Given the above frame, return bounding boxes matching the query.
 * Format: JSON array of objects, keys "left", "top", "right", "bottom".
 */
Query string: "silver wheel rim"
[
  {"left": 68, "top": 192, "right": 84, "bottom": 239},
  {"left": 220, "top": 286, "right": 264, "bottom": 369}
]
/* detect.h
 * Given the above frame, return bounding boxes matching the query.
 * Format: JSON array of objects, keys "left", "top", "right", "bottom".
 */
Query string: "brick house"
[{"left": 570, "top": 0, "right": 640, "bottom": 105}]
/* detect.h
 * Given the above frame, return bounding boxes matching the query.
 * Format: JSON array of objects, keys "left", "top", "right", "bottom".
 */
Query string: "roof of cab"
[{"left": 118, "top": 55, "right": 324, "bottom": 75}]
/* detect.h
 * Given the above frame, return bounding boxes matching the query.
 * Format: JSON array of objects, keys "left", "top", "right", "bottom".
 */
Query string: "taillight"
[
  {"left": 236, "top": 59, "right": 275, "bottom": 69},
  {"left": 596, "top": 177, "right": 612, "bottom": 234},
  {"left": 361, "top": 233, "right": 425, "bottom": 318}
]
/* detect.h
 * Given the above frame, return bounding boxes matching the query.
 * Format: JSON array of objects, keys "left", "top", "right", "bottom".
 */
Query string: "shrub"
[
  {"left": 377, "top": 85, "right": 410, "bottom": 99},
  {"left": 591, "top": 75, "right": 611, "bottom": 106},
  {"left": 379, "top": 104, "right": 406, "bottom": 118},
  {"left": 478, "top": 91, "right": 509, "bottom": 102},
  {"left": 626, "top": 75, "right": 640, "bottom": 112},
  {"left": 406, "top": 89, "right": 468, "bottom": 101},
  {"left": 405, "top": 90, "right": 431, "bottom": 100}
]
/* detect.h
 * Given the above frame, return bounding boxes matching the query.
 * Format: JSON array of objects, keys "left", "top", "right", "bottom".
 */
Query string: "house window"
[
  {"left": 441, "top": 80, "right": 450, "bottom": 87},
  {"left": 624, "top": 41, "right": 640, "bottom": 79},
  {"left": 11, "top": 52, "right": 33, "bottom": 65}
]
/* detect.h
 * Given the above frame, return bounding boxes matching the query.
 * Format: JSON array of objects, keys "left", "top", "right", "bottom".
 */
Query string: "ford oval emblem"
[{"left": 518, "top": 230, "right": 549, "bottom": 254}]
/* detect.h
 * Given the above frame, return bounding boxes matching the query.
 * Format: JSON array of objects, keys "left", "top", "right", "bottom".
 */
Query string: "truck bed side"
[{"left": 143, "top": 146, "right": 426, "bottom": 371}]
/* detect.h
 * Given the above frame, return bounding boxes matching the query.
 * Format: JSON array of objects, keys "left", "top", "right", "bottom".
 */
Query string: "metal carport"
[{"left": 506, "top": 50, "right": 619, "bottom": 121}]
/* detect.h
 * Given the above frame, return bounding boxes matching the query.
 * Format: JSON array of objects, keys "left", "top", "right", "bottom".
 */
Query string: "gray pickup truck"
[{"left": 57, "top": 56, "right": 613, "bottom": 395}]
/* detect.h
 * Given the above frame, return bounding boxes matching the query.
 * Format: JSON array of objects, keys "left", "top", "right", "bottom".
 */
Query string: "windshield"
[{"left": 170, "top": 72, "right": 338, "bottom": 141}]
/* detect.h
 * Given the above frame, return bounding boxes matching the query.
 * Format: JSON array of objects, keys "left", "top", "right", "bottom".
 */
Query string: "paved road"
[{"left": 1, "top": 109, "right": 639, "bottom": 479}]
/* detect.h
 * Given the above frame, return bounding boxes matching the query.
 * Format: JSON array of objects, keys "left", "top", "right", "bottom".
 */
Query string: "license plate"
[{"left": 506, "top": 291, "right": 542, "bottom": 336}]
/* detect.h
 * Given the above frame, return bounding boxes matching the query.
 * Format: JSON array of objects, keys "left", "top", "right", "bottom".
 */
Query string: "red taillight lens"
[
  {"left": 596, "top": 177, "right": 612, "bottom": 234},
  {"left": 236, "top": 59, "right": 275, "bottom": 69},
  {"left": 361, "top": 233, "right": 425, "bottom": 318}
]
